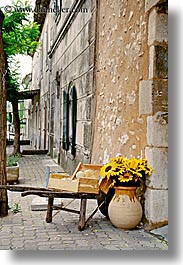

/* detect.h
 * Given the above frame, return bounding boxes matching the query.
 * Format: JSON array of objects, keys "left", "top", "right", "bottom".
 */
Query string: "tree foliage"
[
  {"left": 2, "top": 0, "right": 40, "bottom": 57},
  {"left": 2, "top": 0, "right": 40, "bottom": 100},
  {"left": 6, "top": 61, "right": 20, "bottom": 102},
  {"left": 2, "top": 0, "right": 40, "bottom": 154}
]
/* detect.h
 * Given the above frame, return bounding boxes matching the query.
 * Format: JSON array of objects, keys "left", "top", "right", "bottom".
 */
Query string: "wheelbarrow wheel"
[{"left": 97, "top": 188, "right": 114, "bottom": 218}]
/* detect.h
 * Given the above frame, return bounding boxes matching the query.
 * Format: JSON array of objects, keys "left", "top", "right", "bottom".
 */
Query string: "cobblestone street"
[{"left": 0, "top": 147, "right": 168, "bottom": 250}]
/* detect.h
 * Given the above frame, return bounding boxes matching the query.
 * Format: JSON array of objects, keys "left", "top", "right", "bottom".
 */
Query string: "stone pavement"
[{"left": 0, "top": 146, "right": 168, "bottom": 250}]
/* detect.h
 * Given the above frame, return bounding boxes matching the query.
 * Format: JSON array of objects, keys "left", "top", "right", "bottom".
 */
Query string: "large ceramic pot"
[
  {"left": 6, "top": 163, "right": 19, "bottom": 184},
  {"left": 108, "top": 186, "right": 142, "bottom": 229}
]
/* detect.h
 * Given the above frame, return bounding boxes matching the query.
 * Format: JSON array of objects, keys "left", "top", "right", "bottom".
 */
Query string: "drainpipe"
[{"left": 48, "top": 57, "right": 52, "bottom": 155}]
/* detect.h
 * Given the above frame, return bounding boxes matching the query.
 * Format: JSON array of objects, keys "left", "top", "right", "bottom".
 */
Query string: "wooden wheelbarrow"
[{"left": 0, "top": 163, "right": 114, "bottom": 231}]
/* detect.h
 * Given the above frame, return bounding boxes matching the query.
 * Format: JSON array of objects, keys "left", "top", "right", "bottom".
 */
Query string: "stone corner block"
[
  {"left": 153, "top": 79, "right": 168, "bottom": 114},
  {"left": 148, "top": 8, "right": 168, "bottom": 46},
  {"left": 139, "top": 80, "right": 153, "bottom": 115},
  {"left": 147, "top": 113, "right": 168, "bottom": 147},
  {"left": 149, "top": 45, "right": 168, "bottom": 79},
  {"left": 145, "top": 146, "right": 168, "bottom": 189},
  {"left": 145, "top": 0, "right": 167, "bottom": 12},
  {"left": 145, "top": 188, "right": 168, "bottom": 223}
]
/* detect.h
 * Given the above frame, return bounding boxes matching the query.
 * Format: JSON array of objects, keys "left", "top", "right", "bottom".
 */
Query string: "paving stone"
[
  {"left": 37, "top": 245, "right": 52, "bottom": 250},
  {"left": 11, "top": 240, "right": 24, "bottom": 248},
  {"left": 0, "top": 239, "right": 11, "bottom": 245},
  {"left": 0, "top": 245, "right": 11, "bottom": 250}
]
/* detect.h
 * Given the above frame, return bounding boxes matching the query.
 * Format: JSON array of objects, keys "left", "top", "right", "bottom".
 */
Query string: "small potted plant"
[
  {"left": 6, "top": 155, "right": 20, "bottom": 184},
  {"left": 100, "top": 156, "right": 153, "bottom": 229}
]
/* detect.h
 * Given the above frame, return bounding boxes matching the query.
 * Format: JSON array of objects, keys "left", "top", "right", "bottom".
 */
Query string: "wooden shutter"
[
  {"left": 69, "top": 86, "right": 77, "bottom": 156},
  {"left": 62, "top": 90, "right": 69, "bottom": 150}
]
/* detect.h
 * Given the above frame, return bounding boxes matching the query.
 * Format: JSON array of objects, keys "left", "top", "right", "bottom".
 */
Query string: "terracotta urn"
[
  {"left": 6, "top": 163, "right": 19, "bottom": 184},
  {"left": 108, "top": 186, "right": 143, "bottom": 229}
]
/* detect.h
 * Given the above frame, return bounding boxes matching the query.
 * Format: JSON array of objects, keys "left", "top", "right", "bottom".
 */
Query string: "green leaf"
[{"left": 2, "top": 0, "right": 40, "bottom": 101}]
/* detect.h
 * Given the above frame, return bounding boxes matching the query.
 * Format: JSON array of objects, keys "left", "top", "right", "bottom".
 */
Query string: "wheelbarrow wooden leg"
[
  {"left": 46, "top": 196, "right": 54, "bottom": 223},
  {"left": 78, "top": 198, "right": 87, "bottom": 231}
]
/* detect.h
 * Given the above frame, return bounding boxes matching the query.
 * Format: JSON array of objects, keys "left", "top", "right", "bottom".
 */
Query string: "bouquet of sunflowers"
[{"left": 100, "top": 156, "right": 153, "bottom": 188}]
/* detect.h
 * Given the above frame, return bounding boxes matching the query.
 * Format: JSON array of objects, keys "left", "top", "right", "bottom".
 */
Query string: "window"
[
  {"left": 62, "top": 89, "right": 69, "bottom": 151},
  {"left": 56, "top": 71, "right": 61, "bottom": 99},
  {"left": 62, "top": 82, "right": 77, "bottom": 156}
]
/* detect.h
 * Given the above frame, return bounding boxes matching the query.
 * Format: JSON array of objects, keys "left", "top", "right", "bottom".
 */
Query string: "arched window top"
[
  {"left": 68, "top": 81, "right": 74, "bottom": 89},
  {"left": 67, "top": 81, "right": 75, "bottom": 93},
  {"left": 68, "top": 82, "right": 76, "bottom": 101}
]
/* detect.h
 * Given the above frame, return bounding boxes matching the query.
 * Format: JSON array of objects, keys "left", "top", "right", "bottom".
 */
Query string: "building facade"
[
  {"left": 29, "top": 0, "right": 168, "bottom": 229},
  {"left": 91, "top": 0, "right": 168, "bottom": 229}
]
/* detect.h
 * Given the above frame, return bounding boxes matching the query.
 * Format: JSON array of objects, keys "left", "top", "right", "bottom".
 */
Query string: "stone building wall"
[
  {"left": 50, "top": 0, "right": 98, "bottom": 174},
  {"left": 31, "top": 0, "right": 98, "bottom": 174},
  {"left": 31, "top": 15, "right": 50, "bottom": 151},
  {"left": 30, "top": 0, "right": 168, "bottom": 226},
  {"left": 92, "top": 0, "right": 168, "bottom": 228}
]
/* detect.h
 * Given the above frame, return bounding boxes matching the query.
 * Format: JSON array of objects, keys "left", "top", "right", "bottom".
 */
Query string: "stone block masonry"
[
  {"left": 147, "top": 114, "right": 168, "bottom": 147},
  {"left": 149, "top": 45, "right": 168, "bottom": 79},
  {"left": 145, "top": 0, "right": 167, "bottom": 12},
  {"left": 145, "top": 147, "right": 168, "bottom": 190},
  {"left": 139, "top": 79, "right": 168, "bottom": 115},
  {"left": 148, "top": 7, "right": 168, "bottom": 45},
  {"left": 143, "top": 0, "right": 168, "bottom": 229},
  {"left": 139, "top": 80, "right": 153, "bottom": 115},
  {"left": 145, "top": 188, "right": 168, "bottom": 224}
]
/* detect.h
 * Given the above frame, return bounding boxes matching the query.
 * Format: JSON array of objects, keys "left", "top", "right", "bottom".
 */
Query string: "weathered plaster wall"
[
  {"left": 92, "top": 0, "right": 168, "bottom": 228},
  {"left": 92, "top": 0, "right": 149, "bottom": 164}
]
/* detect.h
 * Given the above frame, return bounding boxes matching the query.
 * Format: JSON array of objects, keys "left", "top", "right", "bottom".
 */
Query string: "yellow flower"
[
  {"left": 100, "top": 163, "right": 116, "bottom": 179},
  {"left": 118, "top": 173, "right": 133, "bottom": 182},
  {"left": 100, "top": 156, "right": 153, "bottom": 185}
]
